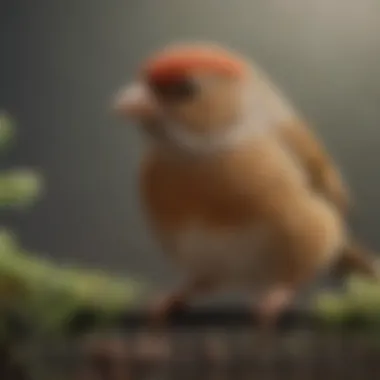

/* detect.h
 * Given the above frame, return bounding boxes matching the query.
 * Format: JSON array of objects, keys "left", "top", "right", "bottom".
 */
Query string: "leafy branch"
[{"left": 0, "top": 112, "right": 146, "bottom": 337}]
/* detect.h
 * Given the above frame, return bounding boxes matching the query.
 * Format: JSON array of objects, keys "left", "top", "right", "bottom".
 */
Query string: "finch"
[{"left": 113, "top": 42, "right": 379, "bottom": 327}]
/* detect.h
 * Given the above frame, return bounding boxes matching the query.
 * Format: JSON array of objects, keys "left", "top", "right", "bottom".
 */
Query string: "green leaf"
[
  {"left": 0, "top": 111, "right": 16, "bottom": 151},
  {"left": 0, "top": 169, "right": 43, "bottom": 208},
  {"left": 0, "top": 229, "right": 20, "bottom": 255},
  {"left": 313, "top": 292, "right": 350, "bottom": 324},
  {"left": 344, "top": 275, "right": 380, "bottom": 315},
  {"left": 0, "top": 239, "right": 147, "bottom": 333},
  {"left": 312, "top": 274, "right": 380, "bottom": 328}
]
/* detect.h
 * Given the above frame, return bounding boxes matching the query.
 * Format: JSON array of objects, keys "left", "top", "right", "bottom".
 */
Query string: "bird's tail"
[{"left": 334, "top": 240, "right": 380, "bottom": 280}]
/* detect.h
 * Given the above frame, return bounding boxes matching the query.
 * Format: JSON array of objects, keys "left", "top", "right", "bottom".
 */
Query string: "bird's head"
[{"left": 114, "top": 42, "right": 294, "bottom": 155}]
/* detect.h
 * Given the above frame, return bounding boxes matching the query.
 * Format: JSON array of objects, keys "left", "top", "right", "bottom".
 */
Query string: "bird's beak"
[{"left": 113, "top": 82, "right": 156, "bottom": 121}]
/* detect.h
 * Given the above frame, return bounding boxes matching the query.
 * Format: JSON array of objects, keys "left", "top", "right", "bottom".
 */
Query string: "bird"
[{"left": 113, "top": 42, "right": 379, "bottom": 327}]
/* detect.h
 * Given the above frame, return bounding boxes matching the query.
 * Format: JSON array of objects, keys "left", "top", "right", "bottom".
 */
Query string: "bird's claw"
[{"left": 149, "top": 292, "right": 187, "bottom": 327}]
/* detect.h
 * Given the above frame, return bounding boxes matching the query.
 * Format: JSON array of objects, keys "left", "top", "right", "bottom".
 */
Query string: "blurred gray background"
[{"left": 1, "top": 0, "right": 380, "bottom": 288}]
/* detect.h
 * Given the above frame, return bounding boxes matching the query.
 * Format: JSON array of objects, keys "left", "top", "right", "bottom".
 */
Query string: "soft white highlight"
[{"left": 173, "top": 223, "right": 273, "bottom": 288}]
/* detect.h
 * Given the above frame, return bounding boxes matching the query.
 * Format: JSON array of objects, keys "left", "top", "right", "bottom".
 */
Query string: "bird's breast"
[
  {"left": 140, "top": 144, "right": 304, "bottom": 287},
  {"left": 168, "top": 223, "right": 273, "bottom": 286}
]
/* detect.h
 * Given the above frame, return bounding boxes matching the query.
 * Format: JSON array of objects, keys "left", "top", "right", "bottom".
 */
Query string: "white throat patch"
[{"left": 161, "top": 119, "right": 260, "bottom": 155}]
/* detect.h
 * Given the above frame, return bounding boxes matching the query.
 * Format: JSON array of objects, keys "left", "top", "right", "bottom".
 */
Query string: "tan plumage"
[
  {"left": 114, "top": 42, "right": 378, "bottom": 326},
  {"left": 278, "top": 120, "right": 378, "bottom": 278}
]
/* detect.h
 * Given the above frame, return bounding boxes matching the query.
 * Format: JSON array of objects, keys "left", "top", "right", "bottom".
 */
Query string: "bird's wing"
[{"left": 278, "top": 120, "right": 350, "bottom": 215}]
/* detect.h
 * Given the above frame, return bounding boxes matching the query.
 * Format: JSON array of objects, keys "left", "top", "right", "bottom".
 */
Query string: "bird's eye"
[{"left": 150, "top": 77, "right": 198, "bottom": 102}]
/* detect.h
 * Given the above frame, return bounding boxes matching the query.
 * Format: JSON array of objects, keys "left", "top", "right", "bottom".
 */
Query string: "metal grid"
[{"left": 2, "top": 308, "right": 380, "bottom": 380}]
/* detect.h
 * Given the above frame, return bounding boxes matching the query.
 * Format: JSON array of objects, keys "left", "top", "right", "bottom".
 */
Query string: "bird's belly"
[{"left": 171, "top": 224, "right": 272, "bottom": 287}]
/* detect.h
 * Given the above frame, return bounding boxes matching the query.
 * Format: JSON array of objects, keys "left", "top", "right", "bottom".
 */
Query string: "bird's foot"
[
  {"left": 148, "top": 279, "right": 215, "bottom": 328},
  {"left": 149, "top": 291, "right": 187, "bottom": 327}
]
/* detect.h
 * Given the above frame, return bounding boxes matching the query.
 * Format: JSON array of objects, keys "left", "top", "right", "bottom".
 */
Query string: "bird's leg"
[
  {"left": 253, "top": 285, "right": 296, "bottom": 354},
  {"left": 149, "top": 278, "right": 214, "bottom": 326},
  {"left": 257, "top": 286, "right": 295, "bottom": 329}
]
